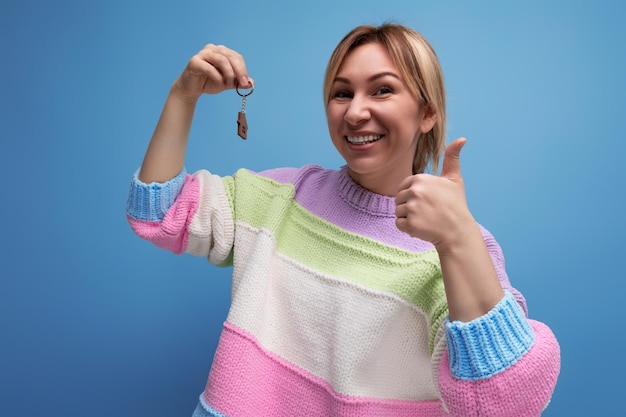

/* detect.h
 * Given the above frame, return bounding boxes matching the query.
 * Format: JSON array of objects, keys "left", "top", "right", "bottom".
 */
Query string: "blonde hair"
[{"left": 323, "top": 23, "right": 446, "bottom": 175}]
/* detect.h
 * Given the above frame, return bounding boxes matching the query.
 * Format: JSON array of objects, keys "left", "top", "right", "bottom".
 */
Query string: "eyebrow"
[{"left": 333, "top": 71, "right": 401, "bottom": 84}]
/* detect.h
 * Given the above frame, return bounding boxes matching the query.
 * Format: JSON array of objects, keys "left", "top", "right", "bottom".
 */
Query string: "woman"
[{"left": 127, "top": 23, "right": 560, "bottom": 416}]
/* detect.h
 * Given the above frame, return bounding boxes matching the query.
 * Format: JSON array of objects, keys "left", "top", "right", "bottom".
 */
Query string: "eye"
[
  {"left": 374, "top": 86, "right": 393, "bottom": 95},
  {"left": 332, "top": 90, "right": 353, "bottom": 99}
]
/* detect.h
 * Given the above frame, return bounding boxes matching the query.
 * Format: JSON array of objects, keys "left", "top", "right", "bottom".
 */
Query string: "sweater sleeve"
[
  {"left": 125, "top": 168, "right": 235, "bottom": 266},
  {"left": 478, "top": 224, "right": 528, "bottom": 314},
  {"left": 437, "top": 292, "right": 560, "bottom": 416}
]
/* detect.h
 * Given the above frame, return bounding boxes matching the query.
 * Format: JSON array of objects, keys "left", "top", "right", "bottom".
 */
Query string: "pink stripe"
[
  {"left": 438, "top": 320, "right": 560, "bottom": 417},
  {"left": 127, "top": 174, "right": 200, "bottom": 254},
  {"left": 202, "top": 322, "right": 446, "bottom": 417}
]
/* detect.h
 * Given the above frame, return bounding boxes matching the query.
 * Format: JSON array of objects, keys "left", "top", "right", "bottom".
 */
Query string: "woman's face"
[{"left": 326, "top": 42, "right": 435, "bottom": 196}]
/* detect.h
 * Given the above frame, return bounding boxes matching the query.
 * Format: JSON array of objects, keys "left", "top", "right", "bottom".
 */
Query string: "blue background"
[{"left": 1, "top": 0, "right": 624, "bottom": 415}]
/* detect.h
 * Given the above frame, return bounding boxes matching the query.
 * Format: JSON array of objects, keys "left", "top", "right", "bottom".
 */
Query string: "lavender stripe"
[{"left": 257, "top": 165, "right": 433, "bottom": 252}]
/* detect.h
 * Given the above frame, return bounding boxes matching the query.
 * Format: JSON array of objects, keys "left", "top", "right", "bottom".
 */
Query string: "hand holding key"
[
  {"left": 171, "top": 44, "right": 253, "bottom": 104},
  {"left": 139, "top": 44, "right": 255, "bottom": 182}
]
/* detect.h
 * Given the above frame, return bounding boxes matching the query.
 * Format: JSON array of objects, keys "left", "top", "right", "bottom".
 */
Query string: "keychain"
[{"left": 236, "top": 81, "right": 254, "bottom": 139}]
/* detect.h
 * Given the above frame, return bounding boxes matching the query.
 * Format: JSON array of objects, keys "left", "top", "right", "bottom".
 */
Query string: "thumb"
[{"left": 439, "top": 137, "right": 467, "bottom": 179}]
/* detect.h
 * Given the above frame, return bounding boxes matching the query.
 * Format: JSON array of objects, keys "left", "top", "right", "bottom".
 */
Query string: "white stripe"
[
  {"left": 186, "top": 170, "right": 234, "bottom": 265},
  {"left": 227, "top": 222, "right": 443, "bottom": 401}
]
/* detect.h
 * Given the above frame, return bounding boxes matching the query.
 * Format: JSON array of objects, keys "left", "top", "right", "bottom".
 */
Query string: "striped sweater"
[{"left": 126, "top": 164, "right": 560, "bottom": 417}]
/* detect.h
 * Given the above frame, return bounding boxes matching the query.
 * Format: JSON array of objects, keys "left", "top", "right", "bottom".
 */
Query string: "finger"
[
  {"left": 237, "top": 77, "right": 255, "bottom": 92},
  {"left": 189, "top": 54, "right": 228, "bottom": 85},
  {"left": 395, "top": 187, "right": 411, "bottom": 206},
  {"left": 396, "top": 173, "right": 418, "bottom": 196},
  {"left": 439, "top": 137, "right": 467, "bottom": 179},
  {"left": 195, "top": 45, "right": 249, "bottom": 89},
  {"left": 395, "top": 217, "right": 408, "bottom": 232},
  {"left": 213, "top": 45, "right": 251, "bottom": 89},
  {"left": 191, "top": 48, "right": 236, "bottom": 88},
  {"left": 395, "top": 202, "right": 408, "bottom": 219}
]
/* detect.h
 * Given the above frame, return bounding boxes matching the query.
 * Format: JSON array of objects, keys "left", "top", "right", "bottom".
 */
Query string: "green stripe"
[{"left": 226, "top": 169, "right": 448, "bottom": 352}]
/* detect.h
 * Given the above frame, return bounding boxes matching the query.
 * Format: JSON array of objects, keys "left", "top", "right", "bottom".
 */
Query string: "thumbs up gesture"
[{"left": 395, "top": 137, "right": 475, "bottom": 250}]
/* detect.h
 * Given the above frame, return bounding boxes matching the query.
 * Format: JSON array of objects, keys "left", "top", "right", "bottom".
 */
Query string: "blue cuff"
[
  {"left": 125, "top": 168, "right": 187, "bottom": 222},
  {"left": 195, "top": 395, "right": 228, "bottom": 417},
  {"left": 445, "top": 290, "right": 535, "bottom": 380}
]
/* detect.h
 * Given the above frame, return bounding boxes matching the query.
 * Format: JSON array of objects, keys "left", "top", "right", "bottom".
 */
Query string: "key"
[
  {"left": 237, "top": 111, "right": 248, "bottom": 139},
  {"left": 236, "top": 81, "right": 254, "bottom": 140}
]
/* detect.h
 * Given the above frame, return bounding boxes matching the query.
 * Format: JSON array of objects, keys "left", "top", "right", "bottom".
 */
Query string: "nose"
[{"left": 344, "top": 95, "right": 371, "bottom": 126}]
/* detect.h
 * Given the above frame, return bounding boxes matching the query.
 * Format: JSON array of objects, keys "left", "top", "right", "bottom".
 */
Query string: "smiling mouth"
[{"left": 345, "top": 135, "right": 383, "bottom": 145}]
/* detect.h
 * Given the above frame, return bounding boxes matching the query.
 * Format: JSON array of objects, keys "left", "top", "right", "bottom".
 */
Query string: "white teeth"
[{"left": 346, "top": 135, "right": 382, "bottom": 144}]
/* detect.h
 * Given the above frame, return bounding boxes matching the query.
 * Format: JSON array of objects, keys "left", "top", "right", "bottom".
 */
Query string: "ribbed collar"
[{"left": 337, "top": 166, "right": 397, "bottom": 218}]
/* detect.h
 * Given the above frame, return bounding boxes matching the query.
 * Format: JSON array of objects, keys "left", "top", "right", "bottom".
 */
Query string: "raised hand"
[
  {"left": 394, "top": 137, "right": 474, "bottom": 250},
  {"left": 172, "top": 44, "right": 253, "bottom": 102},
  {"left": 396, "top": 137, "right": 505, "bottom": 320},
  {"left": 138, "top": 44, "right": 252, "bottom": 183}
]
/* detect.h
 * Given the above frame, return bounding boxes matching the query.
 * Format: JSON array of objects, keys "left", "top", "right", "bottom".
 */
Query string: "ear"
[{"left": 419, "top": 105, "right": 437, "bottom": 134}]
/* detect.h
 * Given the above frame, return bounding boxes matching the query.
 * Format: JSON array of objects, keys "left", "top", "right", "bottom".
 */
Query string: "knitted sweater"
[{"left": 126, "top": 164, "right": 560, "bottom": 417}]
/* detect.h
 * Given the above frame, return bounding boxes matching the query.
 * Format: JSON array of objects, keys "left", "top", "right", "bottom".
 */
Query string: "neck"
[{"left": 346, "top": 168, "right": 410, "bottom": 197}]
